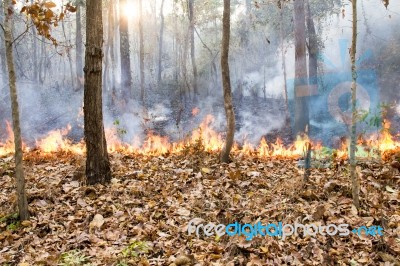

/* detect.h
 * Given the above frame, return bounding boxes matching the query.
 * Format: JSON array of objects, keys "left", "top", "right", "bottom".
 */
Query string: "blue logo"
[
  {"left": 287, "top": 39, "right": 379, "bottom": 148},
  {"left": 351, "top": 225, "right": 384, "bottom": 236}
]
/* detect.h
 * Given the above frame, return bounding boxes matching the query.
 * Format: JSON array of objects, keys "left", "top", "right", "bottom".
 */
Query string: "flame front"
[
  {"left": 0, "top": 121, "right": 15, "bottom": 157},
  {"left": 0, "top": 115, "right": 399, "bottom": 159}
]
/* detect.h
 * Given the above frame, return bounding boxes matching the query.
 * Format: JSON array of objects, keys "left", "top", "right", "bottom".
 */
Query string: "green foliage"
[
  {"left": 360, "top": 103, "right": 390, "bottom": 131},
  {"left": 0, "top": 212, "right": 18, "bottom": 223},
  {"left": 115, "top": 261, "right": 129, "bottom": 266},
  {"left": 360, "top": 109, "right": 381, "bottom": 129},
  {"left": 58, "top": 250, "right": 91, "bottom": 266},
  {"left": 121, "top": 240, "right": 150, "bottom": 258},
  {"left": 113, "top": 119, "right": 127, "bottom": 136},
  {"left": 6, "top": 221, "right": 20, "bottom": 231},
  {"left": 0, "top": 213, "right": 20, "bottom": 231}
]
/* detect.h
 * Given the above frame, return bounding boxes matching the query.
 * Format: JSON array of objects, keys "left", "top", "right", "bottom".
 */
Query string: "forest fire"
[
  {"left": 0, "top": 121, "right": 15, "bottom": 157},
  {"left": 0, "top": 115, "right": 399, "bottom": 160}
]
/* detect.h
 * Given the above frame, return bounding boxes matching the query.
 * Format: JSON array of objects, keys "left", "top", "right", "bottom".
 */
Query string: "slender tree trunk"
[
  {"left": 111, "top": 0, "right": 118, "bottom": 106},
  {"left": 3, "top": 0, "right": 29, "bottom": 221},
  {"left": 220, "top": 0, "right": 235, "bottom": 163},
  {"left": 119, "top": 0, "right": 133, "bottom": 100},
  {"left": 246, "top": 0, "right": 251, "bottom": 11},
  {"left": 104, "top": 0, "right": 116, "bottom": 104},
  {"left": 29, "top": 0, "right": 38, "bottom": 83},
  {"left": 188, "top": 0, "right": 198, "bottom": 101},
  {"left": 236, "top": 0, "right": 251, "bottom": 100},
  {"left": 173, "top": 0, "right": 178, "bottom": 84},
  {"left": 39, "top": 36, "right": 47, "bottom": 85},
  {"left": 182, "top": 27, "right": 190, "bottom": 99},
  {"left": 0, "top": 4, "right": 7, "bottom": 80},
  {"left": 306, "top": 0, "right": 318, "bottom": 86},
  {"left": 194, "top": 27, "right": 217, "bottom": 92},
  {"left": 31, "top": 28, "right": 38, "bottom": 83},
  {"left": 84, "top": 0, "right": 112, "bottom": 185},
  {"left": 293, "top": 0, "right": 309, "bottom": 135},
  {"left": 61, "top": 1, "right": 75, "bottom": 89},
  {"left": 280, "top": 2, "right": 289, "bottom": 123},
  {"left": 76, "top": 3, "right": 84, "bottom": 89},
  {"left": 263, "top": 65, "right": 266, "bottom": 100},
  {"left": 350, "top": 0, "right": 360, "bottom": 209},
  {"left": 157, "top": 0, "right": 165, "bottom": 85},
  {"left": 139, "top": 0, "right": 145, "bottom": 103}
]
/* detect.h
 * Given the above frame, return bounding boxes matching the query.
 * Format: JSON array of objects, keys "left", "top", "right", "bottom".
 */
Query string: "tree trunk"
[
  {"left": 139, "top": 0, "right": 145, "bottom": 103},
  {"left": 157, "top": 0, "right": 165, "bottom": 85},
  {"left": 280, "top": 1, "right": 289, "bottom": 124},
  {"left": 306, "top": 0, "right": 318, "bottom": 86},
  {"left": 293, "top": 0, "right": 309, "bottom": 135},
  {"left": 246, "top": 0, "right": 251, "bottom": 12},
  {"left": 119, "top": 0, "right": 133, "bottom": 100},
  {"left": 61, "top": 0, "right": 75, "bottom": 89},
  {"left": 104, "top": 0, "right": 117, "bottom": 105},
  {"left": 0, "top": 4, "right": 6, "bottom": 80},
  {"left": 173, "top": 0, "right": 178, "bottom": 85},
  {"left": 236, "top": 0, "right": 251, "bottom": 100},
  {"left": 182, "top": 27, "right": 190, "bottom": 99},
  {"left": 194, "top": 27, "right": 217, "bottom": 93},
  {"left": 84, "top": 0, "right": 112, "bottom": 185},
  {"left": 350, "top": 0, "right": 360, "bottom": 209},
  {"left": 188, "top": 0, "right": 198, "bottom": 101},
  {"left": 76, "top": 2, "right": 84, "bottom": 89},
  {"left": 3, "top": 0, "right": 29, "bottom": 221},
  {"left": 39, "top": 36, "right": 47, "bottom": 85},
  {"left": 30, "top": 0, "right": 38, "bottom": 83},
  {"left": 220, "top": 0, "right": 235, "bottom": 163}
]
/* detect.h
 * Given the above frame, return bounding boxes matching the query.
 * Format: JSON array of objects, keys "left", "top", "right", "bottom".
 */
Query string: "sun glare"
[{"left": 122, "top": 2, "right": 139, "bottom": 20}]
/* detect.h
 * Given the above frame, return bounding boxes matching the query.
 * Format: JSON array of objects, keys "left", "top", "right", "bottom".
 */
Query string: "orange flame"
[
  {"left": 192, "top": 107, "right": 200, "bottom": 116},
  {"left": 0, "top": 121, "right": 15, "bottom": 157},
  {"left": 35, "top": 124, "right": 85, "bottom": 155},
  {"left": 0, "top": 116, "right": 399, "bottom": 159}
]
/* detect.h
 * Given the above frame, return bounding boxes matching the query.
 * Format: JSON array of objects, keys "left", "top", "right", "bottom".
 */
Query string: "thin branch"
[
  {"left": 194, "top": 26, "right": 213, "bottom": 56},
  {"left": 10, "top": 24, "right": 31, "bottom": 46}
]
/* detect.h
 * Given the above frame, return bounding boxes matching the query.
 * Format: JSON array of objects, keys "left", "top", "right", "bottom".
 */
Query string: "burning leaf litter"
[
  {"left": 1, "top": 116, "right": 399, "bottom": 159},
  {"left": 0, "top": 147, "right": 399, "bottom": 265}
]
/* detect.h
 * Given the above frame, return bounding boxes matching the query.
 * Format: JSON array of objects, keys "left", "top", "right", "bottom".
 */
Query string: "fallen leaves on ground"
[{"left": 0, "top": 149, "right": 399, "bottom": 265}]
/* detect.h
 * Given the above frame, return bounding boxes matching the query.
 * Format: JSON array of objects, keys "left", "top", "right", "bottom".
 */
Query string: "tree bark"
[
  {"left": 39, "top": 35, "right": 47, "bottom": 85},
  {"left": 84, "top": 0, "right": 112, "bottom": 185},
  {"left": 75, "top": 2, "right": 84, "bottom": 90},
  {"left": 61, "top": 0, "right": 75, "bottom": 89},
  {"left": 245, "top": 0, "right": 251, "bottom": 10},
  {"left": 30, "top": 0, "right": 38, "bottom": 83},
  {"left": 139, "top": 0, "right": 145, "bottom": 103},
  {"left": 220, "top": 0, "right": 235, "bottom": 163},
  {"left": 182, "top": 26, "right": 190, "bottom": 100},
  {"left": 157, "top": 0, "right": 165, "bottom": 85},
  {"left": 306, "top": 0, "right": 318, "bottom": 86},
  {"left": 293, "top": 0, "right": 309, "bottom": 135},
  {"left": 3, "top": 0, "right": 29, "bottom": 221},
  {"left": 188, "top": 0, "right": 198, "bottom": 101},
  {"left": 104, "top": 0, "right": 117, "bottom": 106},
  {"left": 0, "top": 4, "right": 7, "bottom": 80},
  {"left": 350, "top": 0, "right": 360, "bottom": 209},
  {"left": 119, "top": 0, "right": 133, "bottom": 99},
  {"left": 280, "top": 1, "right": 289, "bottom": 123}
]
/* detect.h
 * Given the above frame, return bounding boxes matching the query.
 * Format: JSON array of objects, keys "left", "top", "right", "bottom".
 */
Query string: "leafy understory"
[{"left": 58, "top": 250, "right": 91, "bottom": 266}]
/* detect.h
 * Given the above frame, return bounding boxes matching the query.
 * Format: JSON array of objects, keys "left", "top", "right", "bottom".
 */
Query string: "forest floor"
[{"left": 0, "top": 147, "right": 399, "bottom": 266}]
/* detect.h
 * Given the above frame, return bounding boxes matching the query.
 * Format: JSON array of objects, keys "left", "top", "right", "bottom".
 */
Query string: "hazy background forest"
[
  {"left": 1, "top": 0, "right": 400, "bottom": 265},
  {"left": 0, "top": 0, "right": 399, "bottom": 149}
]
